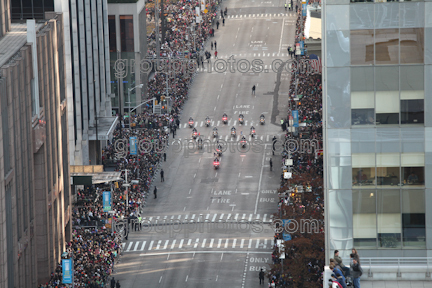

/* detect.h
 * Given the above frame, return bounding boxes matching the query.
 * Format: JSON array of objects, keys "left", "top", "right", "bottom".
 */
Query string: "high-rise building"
[
  {"left": 0, "top": 9, "right": 71, "bottom": 288},
  {"left": 323, "top": 0, "right": 432, "bottom": 280},
  {"left": 0, "top": 0, "right": 11, "bottom": 38},
  {"left": 12, "top": 0, "right": 116, "bottom": 165}
]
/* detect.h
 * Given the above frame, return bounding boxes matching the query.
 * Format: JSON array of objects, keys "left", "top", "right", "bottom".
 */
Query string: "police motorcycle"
[
  {"left": 197, "top": 136, "right": 203, "bottom": 149},
  {"left": 205, "top": 116, "right": 211, "bottom": 127},
  {"left": 231, "top": 126, "right": 236, "bottom": 137},
  {"left": 250, "top": 126, "right": 256, "bottom": 138},
  {"left": 240, "top": 135, "right": 247, "bottom": 148},
  {"left": 213, "top": 157, "right": 220, "bottom": 169},
  {"left": 260, "top": 114, "right": 265, "bottom": 125},
  {"left": 222, "top": 113, "right": 228, "bottom": 124},
  {"left": 216, "top": 141, "right": 223, "bottom": 157},
  {"left": 213, "top": 127, "right": 219, "bottom": 138},
  {"left": 188, "top": 117, "right": 194, "bottom": 128},
  {"left": 238, "top": 114, "right": 244, "bottom": 125},
  {"left": 192, "top": 128, "right": 198, "bottom": 139}
]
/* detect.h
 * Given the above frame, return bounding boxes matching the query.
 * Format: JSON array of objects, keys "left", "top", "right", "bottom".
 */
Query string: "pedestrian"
[
  {"left": 214, "top": 41, "right": 217, "bottom": 50},
  {"left": 201, "top": 55, "right": 204, "bottom": 67},
  {"left": 270, "top": 158, "right": 273, "bottom": 171},
  {"left": 280, "top": 118, "right": 284, "bottom": 131},
  {"left": 351, "top": 258, "right": 363, "bottom": 288},
  {"left": 214, "top": 50, "right": 218, "bottom": 58},
  {"left": 172, "top": 126, "right": 176, "bottom": 138},
  {"left": 116, "top": 280, "right": 121, "bottom": 288},
  {"left": 289, "top": 2, "right": 291, "bottom": 11},
  {"left": 272, "top": 136, "right": 277, "bottom": 156},
  {"left": 163, "top": 152, "right": 166, "bottom": 161},
  {"left": 252, "top": 85, "right": 256, "bottom": 95},
  {"left": 330, "top": 264, "right": 347, "bottom": 288},
  {"left": 296, "top": 4, "right": 298, "bottom": 12},
  {"left": 284, "top": 3, "right": 287, "bottom": 10},
  {"left": 211, "top": 41, "right": 213, "bottom": 50},
  {"left": 216, "top": 20, "right": 220, "bottom": 29},
  {"left": 287, "top": 46, "right": 291, "bottom": 56},
  {"left": 160, "top": 169, "right": 164, "bottom": 182},
  {"left": 154, "top": 186, "right": 157, "bottom": 199},
  {"left": 222, "top": 18, "right": 225, "bottom": 26},
  {"left": 111, "top": 277, "right": 116, "bottom": 288},
  {"left": 176, "top": 118, "right": 180, "bottom": 128},
  {"left": 259, "top": 269, "right": 265, "bottom": 284},
  {"left": 334, "top": 250, "right": 350, "bottom": 278}
]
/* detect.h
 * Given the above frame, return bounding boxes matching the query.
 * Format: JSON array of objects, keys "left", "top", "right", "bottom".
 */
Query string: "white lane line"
[
  {"left": 209, "top": 239, "right": 214, "bottom": 248},
  {"left": 219, "top": 213, "right": 224, "bottom": 220},
  {"left": 224, "top": 239, "right": 229, "bottom": 248},
  {"left": 159, "top": 276, "right": 163, "bottom": 283},
  {"left": 163, "top": 240, "right": 169, "bottom": 250},
  {"left": 149, "top": 241, "right": 154, "bottom": 250},
  {"left": 212, "top": 214, "right": 218, "bottom": 222},
  {"left": 240, "top": 239, "right": 245, "bottom": 248},
  {"left": 263, "top": 214, "right": 267, "bottom": 222},
  {"left": 279, "top": 18, "right": 285, "bottom": 54},
  {"left": 140, "top": 241, "right": 146, "bottom": 251},
  {"left": 242, "top": 214, "right": 246, "bottom": 220},
  {"left": 187, "top": 239, "right": 192, "bottom": 246},
  {"left": 256, "top": 214, "right": 260, "bottom": 220},
  {"left": 234, "top": 120, "right": 237, "bottom": 126},
  {"left": 217, "top": 94, "right": 220, "bottom": 100},
  {"left": 179, "top": 239, "right": 184, "bottom": 249},
  {"left": 216, "top": 275, "right": 218, "bottom": 281},
  {"left": 232, "top": 239, "right": 237, "bottom": 248},
  {"left": 214, "top": 107, "right": 216, "bottom": 111},
  {"left": 177, "top": 215, "right": 182, "bottom": 220},
  {"left": 206, "top": 214, "right": 210, "bottom": 220},
  {"left": 264, "top": 239, "right": 268, "bottom": 248},
  {"left": 185, "top": 214, "right": 189, "bottom": 220},
  {"left": 133, "top": 241, "right": 140, "bottom": 251},
  {"left": 156, "top": 240, "right": 162, "bottom": 250},
  {"left": 149, "top": 217, "right": 153, "bottom": 222},
  {"left": 235, "top": 214, "right": 239, "bottom": 221},
  {"left": 221, "top": 83, "right": 223, "bottom": 89},
  {"left": 194, "top": 238, "right": 199, "bottom": 248},
  {"left": 202, "top": 239, "right": 207, "bottom": 248},
  {"left": 171, "top": 215, "right": 175, "bottom": 220},
  {"left": 248, "top": 215, "right": 252, "bottom": 222},
  {"left": 248, "top": 239, "right": 252, "bottom": 249},
  {"left": 140, "top": 251, "right": 270, "bottom": 257},
  {"left": 256, "top": 239, "right": 260, "bottom": 249},
  {"left": 200, "top": 121, "right": 203, "bottom": 127},
  {"left": 186, "top": 275, "right": 188, "bottom": 282},
  {"left": 227, "top": 213, "right": 231, "bottom": 220},
  {"left": 126, "top": 242, "right": 133, "bottom": 252},
  {"left": 254, "top": 135, "right": 267, "bottom": 214},
  {"left": 171, "top": 240, "right": 176, "bottom": 249},
  {"left": 217, "top": 120, "right": 220, "bottom": 126},
  {"left": 191, "top": 214, "right": 196, "bottom": 220},
  {"left": 217, "top": 239, "right": 222, "bottom": 248}
]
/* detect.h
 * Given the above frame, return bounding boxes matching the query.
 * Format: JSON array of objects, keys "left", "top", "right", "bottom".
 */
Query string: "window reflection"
[
  {"left": 108, "top": 15, "right": 116, "bottom": 52},
  {"left": 377, "top": 190, "right": 401, "bottom": 248},
  {"left": 351, "top": 30, "right": 374, "bottom": 65},
  {"left": 401, "top": 100, "right": 424, "bottom": 124},
  {"left": 352, "top": 190, "right": 377, "bottom": 249},
  {"left": 375, "top": 29, "right": 399, "bottom": 64},
  {"left": 352, "top": 109, "right": 374, "bottom": 125},
  {"left": 402, "top": 190, "right": 425, "bottom": 248},
  {"left": 120, "top": 15, "right": 134, "bottom": 52},
  {"left": 400, "top": 28, "right": 424, "bottom": 64}
]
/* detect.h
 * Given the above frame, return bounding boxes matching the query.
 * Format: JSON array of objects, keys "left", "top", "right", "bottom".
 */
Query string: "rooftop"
[{"left": 0, "top": 22, "right": 43, "bottom": 68}]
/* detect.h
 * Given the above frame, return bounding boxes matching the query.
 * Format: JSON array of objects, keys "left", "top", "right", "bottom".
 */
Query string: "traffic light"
[{"left": 161, "top": 96, "right": 165, "bottom": 102}]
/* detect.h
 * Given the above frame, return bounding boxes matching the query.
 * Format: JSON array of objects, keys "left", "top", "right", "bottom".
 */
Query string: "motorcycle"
[
  {"left": 213, "top": 130, "right": 218, "bottom": 138},
  {"left": 206, "top": 119, "right": 211, "bottom": 127},
  {"left": 240, "top": 138, "right": 247, "bottom": 148},
  {"left": 222, "top": 115, "right": 228, "bottom": 124},
  {"left": 216, "top": 146, "right": 223, "bottom": 157},
  {"left": 189, "top": 120, "right": 194, "bottom": 128},
  {"left": 260, "top": 117, "right": 265, "bottom": 125},
  {"left": 250, "top": 129, "right": 256, "bottom": 138},
  {"left": 239, "top": 117, "right": 244, "bottom": 125},
  {"left": 213, "top": 160, "right": 220, "bottom": 169},
  {"left": 192, "top": 131, "right": 198, "bottom": 139},
  {"left": 197, "top": 139, "right": 203, "bottom": 149},
  {"left": 231, "top": 129, "right": 236, "bottom": 137}
]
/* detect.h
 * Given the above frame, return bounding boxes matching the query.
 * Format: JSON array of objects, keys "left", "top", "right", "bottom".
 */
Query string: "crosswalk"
[
  {"left": 172, "top": 134, "right": 273, "bottom": 144},
  {"left": 122, "top": 237, "right": 274, "bottom": 252},
  {"left": 140, "top": 213, "right": 274, "bottom": 224},
  {"left": 181, "top": 120, "right": 266, "bottom": 129},
  {"left": 226, "top": 13, "right": 295, "bottom": 19}
]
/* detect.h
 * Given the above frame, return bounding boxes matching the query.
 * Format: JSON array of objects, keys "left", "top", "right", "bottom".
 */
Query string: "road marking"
[
  {"left": 194, "top": 238, "right": 199, "bottom": 248},
  {"left": 264, "top": 239, "right": 268, "bottom": 248},
  {"left": 248, "top": 215, "right": 252, "bottom": 222},
  {"left": 241, "top": 193, "right": 250, "bottom": 195},
  {"left": 279, "top": 18, "right": 285, "bottom": 54},
  {"left": 234, "top": 120, "right": 237, "bottom": 126},
  {"left": 224, "top": 239, "right": 229, "bottom": 248},
  {"left": 216, "top": 275, "right": 218, "bottom": 281},
  {"left": 141, "top": 241, "right": 146, "bottom": 251},
  {"left": 133, "top": 241, "right": 140, "bottom": 251},
  {"left": 256, "top": 214, "right": 260, "bottom": 220},
  {"left": 171, "top": 240, "right": 176, "bottom": 249},
  {"left": 235, "top": 214, "right": 239, "bottom": 221},
  {"left": 209, "top": 239, "right": 214, "bottom": 248},
  {"left": 191, "top": 214, "right": 196, "bottom": 220},
  {"left": 245, "top": 176, "right": 253, "bottom": 178},
  {"left": 186, "top": 275, "right": 188, "bottom": 282},
  {"left": 219, "top": 213, "right": 224, "bottom": 220},
  {"left": 185, "top": 214, "right": 189, "bottom": 220},
  {"left": 248, "top": 239, "right": 252, "bottom": 249},
  {"left": 217, "top": 94, "right": 220, "bottom": 100},
  {"left": 254, "top": 138, "right": 267, "bottom": 214},
  {"left": 149, "top": 241, "right": 154, "bottom": 250},
  {"left": 256, "top": 239, "right": 260, "bottom": 249},
  {"left": 221, "top": 83, "right": 223, "bottom": 89},
  {"left": 227, "top": 213, "right": 231, "bottom": 220},
  {"left": 206, "top": 214, "right": 210, "bottom": 220},
  {"left": 140, "top": 251, "right": 270, "bottom": 257},
  {"left": 126, "top": 242, "right": 133, "bottom": 252},
  {"left": 187, "top": 239, "right": 192, "bottom": 246},
  {"left": 202, "top": 239, "right": 207, "bottom": 248},
  {"left": 221, "top": 253, "right": 224, "bottom": 261},
  {"left": 179, "top": 239, "right": 184, "bottom": 249},
  {"left": 217, "top": 239, "right": 222, "bottom": 248},
  {"left": 240, "top": 239, "right": 245, "bottom": 248},
  {"left": 189, "top": 188, "right": 192, "bottom": 194},
  {"left": 156, "top": 240, "right": 162, "bottom": 250},
  {"left": 238, "top": 172, "right": 241, "bottom": 177},
  {"left": 263, "top": 214, "right": 267, "bottom": 223},
  {"left": 163, "top": 240, "right": 169, "bottom": 250},
  {"left": 214, "top": 106, "right": 216, "bottom": 111},
  {"left": 212, "top": 214, "right": 218, "bottom": 222},
  {"left": 232, "top": 239, "right": 237, "bottom": 248},
  {"left": 178, "top": 215, "right": 182, "bottom": 219}
]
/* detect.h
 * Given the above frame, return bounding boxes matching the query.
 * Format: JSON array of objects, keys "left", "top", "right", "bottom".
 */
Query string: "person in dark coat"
[
  {"left": 111, "top": 278, "right": 116, "bottom": 288},
  {"left": 163, "top": 152, "right": 167, "bottom": 161},
  {"left": 154, "top": 186, "right": 157, "bottom": 199},
  {"left": 116, "top": 280, "right": 121, "bottom": 288},
  {"left": 160, "top": 169, "right": 165, "bottom": 182}
]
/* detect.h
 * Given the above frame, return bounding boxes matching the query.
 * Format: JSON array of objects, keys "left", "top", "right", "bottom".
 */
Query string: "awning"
[
  {"left": 88, "top": 116, "right": 119, "bottom": 141},
  {"left": 70, "top": 165, "right": 122, "bottom": 185}
]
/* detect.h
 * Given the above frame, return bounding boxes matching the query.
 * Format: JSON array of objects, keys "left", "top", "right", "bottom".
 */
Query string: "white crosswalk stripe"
[
  {"left": 179, "top": 239, "right": 184, "bottom": 249},
  {"left": 232, "top": 239, "right": 237, "bottom": 248},
  {"left": 240, "top": 239, "right": 245, "bottom": 248},
  {"left": 141, "top": 241, "right": 146, "bottom": 251},
  {"left": 133, "top": 241, "right": 140, "bottom": 251},
  {"left": 149, "top": 240, "right": 154, "bottom": 250},
  {"left": 171, "top": 240, "right": 176, "bottom": 249},
  {"left": 202, "top": 239, "right": 207, "bottom": 248},
  {"left": 138, "top": 213, "right": 272, "bottom": 223},
  {"left": 209, "top": 239, "right": 214, "bottom": 248},
  {"left": 224, "top": 239, "right": 229, "bottom": 248},
  {"left": 126, "top": 242, "right": 133, "bottom": 252},
  {"left": 156, "top": 240, "right": 162, "bottom": 250}
]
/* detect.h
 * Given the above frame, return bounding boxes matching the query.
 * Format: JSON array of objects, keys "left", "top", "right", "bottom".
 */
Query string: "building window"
[
  {"left": 108, "top": 15, "right": 116, "bottom": 52},
  {"left": 353, "top": 190, "right": 377, "bottom": 248},
  {"left": 400, "top": 28, "right": 424, "bottom": 64},
  {"left": 377, "top": 190, "right": 401, "bottom": 248},
  {"left": 120, "top": 15, "right": 134, "bottom": 52},
  {"left": 350, "top": 29, "right": 374, "bottom": 65},
  {"left": 402, "top": 190, "right": 425, "bottom": 248},
  {"left": 351, "top": 67, "right": 374, "bottom": 126},
  {"left": 352, "top": 153, "right": 375, "bottom": 188},
  {"left": 375, "top": 66, "right": 399, "bottom": 125},
  {"left": 375, "top": 28, "right": 399, "bottom": 65}
]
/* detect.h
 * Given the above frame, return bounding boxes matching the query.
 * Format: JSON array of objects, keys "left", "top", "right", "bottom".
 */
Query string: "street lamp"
[{"left": 127, "top": 84, "right": 144, "bottom": 126}]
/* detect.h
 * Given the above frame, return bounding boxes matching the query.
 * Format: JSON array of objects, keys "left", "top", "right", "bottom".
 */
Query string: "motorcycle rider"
[
  {"left": 231, "top": 126, "right": 236, "bottom": 135},
  {"left": 189, "top": 116, "right": 194, "bottom": 122},
  {"left": 260, "top": 114, "right": 265, "bottom": 119}
]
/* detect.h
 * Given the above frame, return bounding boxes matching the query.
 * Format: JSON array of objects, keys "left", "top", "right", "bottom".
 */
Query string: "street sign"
[
  {"left": 103, "top": 191, "right": 112, "bottom": 212},
  {"left": 62, "top": 259, "right": 73, "bottom": 284},
  {"left": 130, "top": 137, "right": 137, "bottom": 155},
  {"left": 284, "top": 172, "right": 292, "bottom": 179},
  {"left": 292, "top": 110, "right": 299, "bottom": 128},
  {"left": 285, "top": 159, "right": 293, "bottom": 166}
]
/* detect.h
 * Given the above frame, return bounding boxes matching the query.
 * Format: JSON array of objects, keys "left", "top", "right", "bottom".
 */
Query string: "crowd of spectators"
[
  {"left": 39, "top": 0, "right": 221, "bottom": 287},
  {"left": 267, "top": 5, "right": 325, "bottom": 287}
]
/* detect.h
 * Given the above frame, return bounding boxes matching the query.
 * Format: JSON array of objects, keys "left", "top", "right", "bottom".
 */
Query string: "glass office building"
[{"left": 322, "top": 1, "right": 432, "bottom": 260}]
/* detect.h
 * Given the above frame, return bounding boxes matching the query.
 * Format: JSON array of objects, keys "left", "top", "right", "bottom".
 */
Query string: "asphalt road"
[{"left": 113, "top": 0, "right": 296, "bottom": 286}]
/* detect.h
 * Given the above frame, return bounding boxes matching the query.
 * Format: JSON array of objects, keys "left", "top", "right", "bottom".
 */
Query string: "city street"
[{"left": 113, "top": 0, "right": 296, "bottom": 286}]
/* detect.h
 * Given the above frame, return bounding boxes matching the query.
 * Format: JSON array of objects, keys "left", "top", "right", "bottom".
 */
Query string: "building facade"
[
  {"left": 108, "top": 0, "right": 147, "bottom": 116},
  {"left": 0, "top": 10, "right": 71, "bottom": 287},
  {"left": 323, "top": 0, "right": 432, "bottom": 270},
  {"left": 0, "top": 0, "right": 10, "bottom": 38}
]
